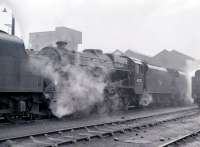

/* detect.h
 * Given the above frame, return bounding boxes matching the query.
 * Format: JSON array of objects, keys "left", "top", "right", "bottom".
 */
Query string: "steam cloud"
[
  {"left": 184, "top": 60, "right": 200, "bottom": 104},
  {"left": 139, "top": 91, "right": 153, "bottom": 106},
  {"left": 50, "top": 66, "right": 106, "bottom": 117},
  {"left": 29, "top": 53, "right": 107, "bottom": 118}
]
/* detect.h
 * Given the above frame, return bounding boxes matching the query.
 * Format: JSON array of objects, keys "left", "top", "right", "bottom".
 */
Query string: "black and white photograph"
[{"left": 1, "top": 0, "right": 200, "bottom": 146}]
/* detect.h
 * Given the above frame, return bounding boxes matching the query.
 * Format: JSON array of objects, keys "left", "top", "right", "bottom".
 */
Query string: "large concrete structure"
[{"left": 29, "top": 27, "right": 82, "bottom": 51}]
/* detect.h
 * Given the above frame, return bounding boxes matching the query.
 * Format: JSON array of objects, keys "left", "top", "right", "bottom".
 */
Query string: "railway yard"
[
  {"left": 2, "top": 5, "right": 200, "bottom": 147},
  {"left": 0, "top": 106, "right": 200, "bottom": 147}
]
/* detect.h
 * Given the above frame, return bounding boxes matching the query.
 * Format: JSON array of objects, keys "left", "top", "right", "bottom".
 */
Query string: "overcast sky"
[{"left": 1, "top": 0, "right": 200, "bottom": 59}]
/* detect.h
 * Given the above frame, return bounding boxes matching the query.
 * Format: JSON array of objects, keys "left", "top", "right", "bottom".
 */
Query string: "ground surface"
[
  {"left": 64, "top": 108, "right": 200, "bottom": 147},
  {"left": 0, "top": 106, "right": 198, "bottom": 147}
]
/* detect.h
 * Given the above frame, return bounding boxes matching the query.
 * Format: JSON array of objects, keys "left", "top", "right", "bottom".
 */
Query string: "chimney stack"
[{"left": 56, "top": 41, "right": 68, "bottom": 49}]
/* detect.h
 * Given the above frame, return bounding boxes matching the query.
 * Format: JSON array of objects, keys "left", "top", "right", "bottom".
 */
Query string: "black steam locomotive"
[{"left": 0, "top": 31, "right": 189, "bottom": 119}]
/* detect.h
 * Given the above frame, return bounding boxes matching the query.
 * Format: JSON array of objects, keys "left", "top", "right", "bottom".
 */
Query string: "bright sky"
[{"left": 1, "top": 0, "right": 200, "bottom": 59}]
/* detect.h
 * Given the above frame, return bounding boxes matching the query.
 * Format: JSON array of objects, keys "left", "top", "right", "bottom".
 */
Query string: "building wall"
[{"left": 29, "top": 27, "right": 82, "bottom": 51}]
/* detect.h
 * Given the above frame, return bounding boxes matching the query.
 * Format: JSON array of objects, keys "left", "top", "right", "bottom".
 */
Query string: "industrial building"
[{"left": 29, "top": 27, "right": 82, "bottom": 51}]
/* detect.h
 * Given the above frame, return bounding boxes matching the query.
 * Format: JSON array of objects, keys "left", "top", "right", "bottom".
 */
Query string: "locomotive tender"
[
  {"left": 0, "top": 31, "right": 49, "bottom": 119},
  {"left": 0, "top": 31, "right": 189, "bottom": 119}
]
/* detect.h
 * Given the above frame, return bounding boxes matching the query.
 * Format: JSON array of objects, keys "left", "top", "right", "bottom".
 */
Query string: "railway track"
[
  {"left": 0, "top": 107, "right": 199, "bottom": 147},
  {"left": 159, "top": 127, "right": 200, "bottom": 147},
  {"left": 0, "top": 118, "right": 48, "bottom": 128}
]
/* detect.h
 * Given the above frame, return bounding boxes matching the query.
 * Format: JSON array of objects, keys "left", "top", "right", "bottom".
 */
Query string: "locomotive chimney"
[{"left": 56, "top": 41, "right": 67, "bottom": 49}]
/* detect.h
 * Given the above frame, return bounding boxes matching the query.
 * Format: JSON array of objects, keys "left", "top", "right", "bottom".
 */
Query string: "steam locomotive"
[{"left": 0, "top": 31, "right": 189, "bottom": 119}]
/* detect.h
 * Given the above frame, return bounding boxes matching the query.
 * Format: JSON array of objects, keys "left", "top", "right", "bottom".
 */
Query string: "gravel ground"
[
  {"left": 183, "top": 140, "right": 200, "bottom": 147},
  {"left": 0, "top": 106, "right": 196, "bottom": 142},
  {"left": 66, "top": 110, "right": 200, "bottom": 147}
]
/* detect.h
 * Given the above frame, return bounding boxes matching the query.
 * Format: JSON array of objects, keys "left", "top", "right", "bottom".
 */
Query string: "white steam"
[
  {"left": 184, "top": 60, "right": 200, "bottom": 104},
  {"left": 29, "top": 54, "right": 106, "bottom": 118},
  {"left": 139, "top": 91, "right": 153, "bottom": 106},
  {"left": 50, "top": 66, "right": 106, "bottom": 117}
]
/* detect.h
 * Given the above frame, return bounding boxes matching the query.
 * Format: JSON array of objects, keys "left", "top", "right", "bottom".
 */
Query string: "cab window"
[
  {"left": 135, "top": 64, "right": 144, "bottom": 74},
  {"left": 140, "top": 65, "right": 144, "bottom": 74},
  {"left": 135, "top": 64, "right": 140, "bottom": 74}
]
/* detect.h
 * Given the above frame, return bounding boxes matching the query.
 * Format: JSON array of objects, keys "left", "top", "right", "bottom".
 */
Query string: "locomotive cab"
[
  {"left": 133, "top": 60, "right": 146, "bottom": 94},
  {"left": 105, "top": 54, "right": 147, "bottom": 109}
]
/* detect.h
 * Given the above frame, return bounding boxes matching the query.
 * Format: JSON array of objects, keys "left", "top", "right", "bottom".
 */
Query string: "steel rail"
[{"left": 159, "top": 129, "right": 200, "bottom": 147}]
